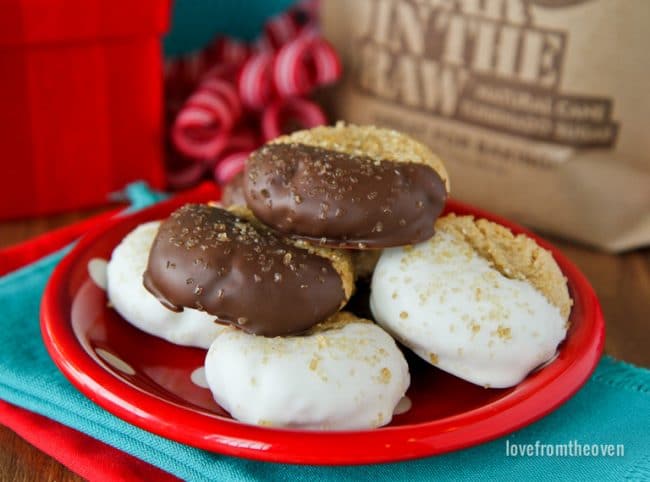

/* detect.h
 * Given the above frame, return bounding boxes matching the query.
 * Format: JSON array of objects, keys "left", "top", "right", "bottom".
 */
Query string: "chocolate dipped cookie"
[
  {"left": 221, "top": 171, "right": 247, "bottom": 207},
  {"left": 143, "top": 203, "right": 354, "bottom": 337},
  {"left": 107, "top": 221, "right": 223, "bottom": 349},
  {"left": 244, "top": 123, "right": 449, "bottom": 248}
]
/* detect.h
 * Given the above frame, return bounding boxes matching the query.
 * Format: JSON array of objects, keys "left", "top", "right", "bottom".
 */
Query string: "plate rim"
[{"left": 40, "top": 192, "right": 605, "bottom": 465}]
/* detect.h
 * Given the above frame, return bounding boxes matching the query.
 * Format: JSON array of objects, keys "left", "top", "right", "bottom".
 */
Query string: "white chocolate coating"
[
  {"left": 107, "top": 222, "right": 223, "bottom": 349},
  {"left": 204, "top": 320, "right": 410, "bottom": 430},
  {"left": 370, "top": 231, "right": 568, "bottom": 388}
]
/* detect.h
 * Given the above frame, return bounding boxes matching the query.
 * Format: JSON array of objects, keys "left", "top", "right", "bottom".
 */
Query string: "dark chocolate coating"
[
  {"left": 221, "top": 171, "right": 247, "bottom": 207},
  {"left": 244, "top": 143, "right": 447, "bottom": 248},
  {"left": 143, "top": 204, "right": 345, "bottom": 336}
]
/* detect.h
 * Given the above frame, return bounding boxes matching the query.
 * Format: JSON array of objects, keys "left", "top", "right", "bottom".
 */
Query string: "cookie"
[
  {"left": 370, "top": 214, "right": 572, "bottom": 388},
  {"left": 143, "top": 204, "right": 354, "bottom": 337},
  {"left": 244, "top": 123, "right": 449, "bottom": 248},
  {"left": 204, "top": 312, "right": 410, "bottom": 430},
  {"left": 352, "top": 250, "right": 382, "bottom": 279},
  {"left": 106, "top": 222, "right": 223, "bottom": 349},
  {"left": 221, "top": 171, "right": 246, "bottom": 207}
]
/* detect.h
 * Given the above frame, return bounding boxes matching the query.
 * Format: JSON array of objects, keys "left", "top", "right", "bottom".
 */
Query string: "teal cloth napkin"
[{"left": 1, "top": 184, "right": 649, "bottom": 481}]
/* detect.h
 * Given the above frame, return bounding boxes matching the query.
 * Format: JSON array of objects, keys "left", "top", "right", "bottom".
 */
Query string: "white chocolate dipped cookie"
[
  {"left": 370, "top": 214, "right": 572, "bottom": 388},
  {"left": 204, "top": 312, "right": 410, "bottom": 430},
  {"left": 107, "top": 221, "right": 223, "bottom": 349}
]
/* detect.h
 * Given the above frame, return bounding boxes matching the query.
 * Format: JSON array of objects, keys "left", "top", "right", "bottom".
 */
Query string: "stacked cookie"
[{"left": 107, "top": 123, "right": 572, "bottom": 431}]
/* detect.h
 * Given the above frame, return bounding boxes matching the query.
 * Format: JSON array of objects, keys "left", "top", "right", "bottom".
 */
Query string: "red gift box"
[{"left": 0, "top": 0, "right": 170, "bottom": 219}]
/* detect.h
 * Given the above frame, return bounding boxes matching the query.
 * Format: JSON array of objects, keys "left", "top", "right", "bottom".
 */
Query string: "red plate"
[{"left": 41, "top": 193, "right": 605, "bottom": 465}]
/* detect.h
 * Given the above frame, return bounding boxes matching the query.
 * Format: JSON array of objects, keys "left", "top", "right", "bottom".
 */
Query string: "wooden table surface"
[{"left": 0, "top": 209, "right": 648, "bottom": 481}]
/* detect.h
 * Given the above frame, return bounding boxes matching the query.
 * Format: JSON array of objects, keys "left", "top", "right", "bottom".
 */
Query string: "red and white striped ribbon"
[
  {"left": 213, "top": 126, "right": 259, "bottom": 183},
  {"left": 169, "top": 125, "right": 258, "bottom": 188},
  {"left": 238, "top": 52, "right": 275, "bottom": 110},
  {"left": 264, "top": 11, "right": 302, "bottom": 49},
  {"left": 211, "top": 37, "right": 251, "bottom": 65},
  {"left": 172, "top": 78, "right": 241, "bottom": 161},
  {"left": 169, "top": 1, "right": 339, "bottom": 186},
  {"left": 262, "top": 97, "right": 327, "bottom": 141},
  {"left": 273, "top": 32, "right": 341, "bottom": 97}
]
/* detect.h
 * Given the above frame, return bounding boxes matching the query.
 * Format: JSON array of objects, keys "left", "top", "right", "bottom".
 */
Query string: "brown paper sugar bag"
[{"left": 321, "top": 0, "right": 650, "bottom": 252}]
